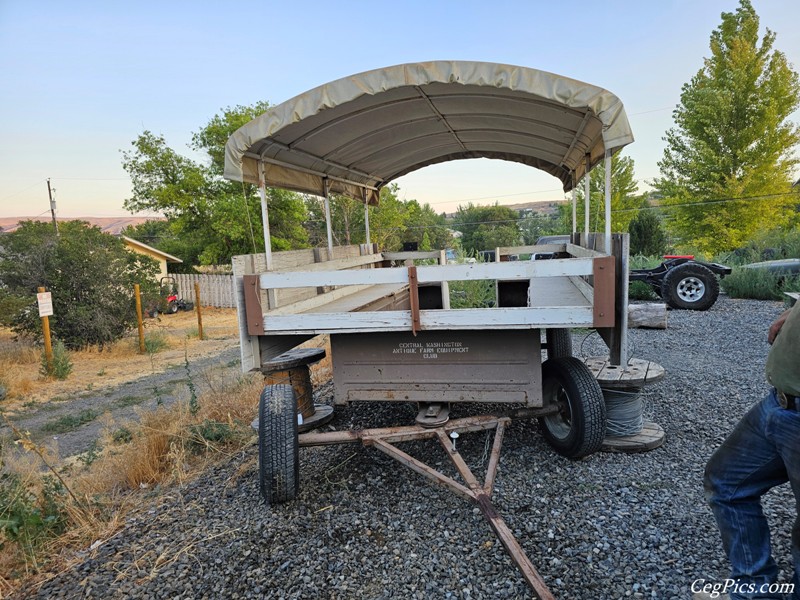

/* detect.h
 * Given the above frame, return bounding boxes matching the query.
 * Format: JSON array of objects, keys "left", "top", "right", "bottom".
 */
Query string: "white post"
[
  {"left": 322, "top": 178, "right": 334, "bottom": 258},
  {"left": 604, "top": 150, "right": 612, "bottom": 255},
  {"left": 363, "top": 187, "right": 371, "bottom": 246},
  {"left": 257, "top": 161, "right": 273, "bottom": 270},
  {"left": 571, "top": 184, "right": 577, "bottom": 234},
  {"left": 584, "top": 154, "right": 591, "bottom": 237}
]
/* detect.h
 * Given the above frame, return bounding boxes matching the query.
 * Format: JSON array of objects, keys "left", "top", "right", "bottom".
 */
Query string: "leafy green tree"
[
  {"left": 122, "top": 102, "right": 310, "bottom": 266},
  {"left": 452, "top": 203, "right": 520, "bottom": 253},
  {"left": 520, "top": 212, "right": 564, "bottom": 244},
  {"left": 306, "top": 184, "right": 452, "bottom": 251},
  {"left": 0, "top": 221, "right": 159, "bottom": 349},
  {"left": 628, "top": 209, "right": 669, "bottom": 256},
  {"left": 559, "top": 154, "right": 644, "bottom": 233},
  {"left": 654, "top": 0, "right": 800, "bottom": 253}
]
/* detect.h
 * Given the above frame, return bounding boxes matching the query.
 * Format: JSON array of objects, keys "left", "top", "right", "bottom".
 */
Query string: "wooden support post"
[
  {"left": 38, "top": 286, "right": 53, "bottom": 370},
  {"left": 363, "top": 187, "right": 371, "bottom": 245},
  {"left": 257, "top": 161, "right": 273, "bottom": 271},
  {"left": 194, "top": 282, "right": 204, "bottom": 340},
  {"left": 604, "top": 150, "right": 612, "bottom": 255},
  {"left": 584, "top": 153, "right": 591, "bottom": 236},
  {"left": 134, "top": 283, "right": 145, "bottom": 353},
  {"left": 322, "top": 178, "right": 334, "bottom": 258}
]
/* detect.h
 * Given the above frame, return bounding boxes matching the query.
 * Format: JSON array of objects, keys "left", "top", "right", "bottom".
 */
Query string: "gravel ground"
[{"left": 12, "top": 297, "right": 796, "bottom": 599}]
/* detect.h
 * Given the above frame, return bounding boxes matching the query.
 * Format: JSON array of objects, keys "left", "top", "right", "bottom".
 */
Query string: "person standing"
[{"left": 697, "top": 302, "right": 800, "bottom": 600}]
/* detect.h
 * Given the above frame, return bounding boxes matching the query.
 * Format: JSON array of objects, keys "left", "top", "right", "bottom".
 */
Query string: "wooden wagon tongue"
[{"left": 299, "top": 415, "right": 556, "bottom": 600}]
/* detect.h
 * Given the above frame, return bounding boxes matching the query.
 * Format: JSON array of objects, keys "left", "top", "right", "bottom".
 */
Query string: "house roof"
[{"left": 122, "top": 236, "right": 183, "bottom": 263}]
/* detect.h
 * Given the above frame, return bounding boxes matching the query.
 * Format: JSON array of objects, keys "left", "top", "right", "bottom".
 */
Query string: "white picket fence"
[{"left": 173, "top": 274, "right": 236, "bottom": 308}]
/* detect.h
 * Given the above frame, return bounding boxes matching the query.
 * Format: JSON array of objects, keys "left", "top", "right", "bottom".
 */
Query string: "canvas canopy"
[{"left": 224, "top": 61, "right": 634, "bottom": 204}]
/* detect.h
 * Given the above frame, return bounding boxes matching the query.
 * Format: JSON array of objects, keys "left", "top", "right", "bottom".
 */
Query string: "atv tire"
[{"left": 661, "top": 263, "right": 719, "bottom": 311}]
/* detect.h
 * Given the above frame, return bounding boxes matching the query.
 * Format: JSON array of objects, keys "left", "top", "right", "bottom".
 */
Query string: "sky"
[{"left": 1, "top": 0, "right": 799, "bottom": 219}]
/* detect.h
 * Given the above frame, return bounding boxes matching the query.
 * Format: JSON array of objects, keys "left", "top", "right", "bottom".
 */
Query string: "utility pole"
[{"left": 47, "top": 178, "right": 58, "bottom": 235}]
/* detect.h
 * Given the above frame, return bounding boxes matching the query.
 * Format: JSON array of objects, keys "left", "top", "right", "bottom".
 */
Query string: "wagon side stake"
[{"left": 307, "top": 417, "right": 555, "bottom": 600}]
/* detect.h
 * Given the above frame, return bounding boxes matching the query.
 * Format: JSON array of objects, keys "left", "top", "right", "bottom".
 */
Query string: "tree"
[
  {"left": 654, "top": 0, "right": 800, "bottom": 254},
  {"left": 122, "top": 102, "right": 310, "bottom": 266},
  {"left": 628, "top": 209, "right": 669, "bottom": 256},
  {"left": 452, "top": 203, "right": 520, "bottom": 254},
  {"left": 306, "top": 185, "right": 452, "bottom": 251},
  {"left": 0, "top": 221, "right": 159, "bottom": 349},
  {"left": 559, "top": 154, "right": 644, "bottom": 233},
  {"left": 520, "top": 212, "right": 564, "bottom": 244}
]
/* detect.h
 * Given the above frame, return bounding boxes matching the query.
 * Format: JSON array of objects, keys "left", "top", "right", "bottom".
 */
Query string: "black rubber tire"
[
  {"left": 538, "top": 357, "right": 606, "bottom": 459},
  {"left": 661, "top": 263, "right": 719, "bottom": 311},
  {"left": 166, "top": 301, "right": 179, "bottom": 314},
  {"left": 545, "top": 329, "right": 572, "bottom": 358},
  {"left": 258, "top": 384, "right": 299, "bottom": 504}
]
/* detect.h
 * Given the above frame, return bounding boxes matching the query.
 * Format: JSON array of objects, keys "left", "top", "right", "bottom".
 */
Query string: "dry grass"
[
  {"left": 0, "top": 336, "right": 39, "bottom": 399},
  {"left": 0, "top": 308, "right": 239, "bottom": 413},
  {"left": 0, "top": 352, "right": 265, "bottom": 591},
  {"left": 0, "top": 325, "right": 330, "bottom": 594}
]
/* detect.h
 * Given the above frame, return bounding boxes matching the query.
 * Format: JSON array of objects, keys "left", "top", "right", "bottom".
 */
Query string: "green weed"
[
  {"left": 39, "top": 341, "right": 73, "bottom": 380},
  {"left": 188, "top": 419, "right": 238, "bottom": 451},
  {"left": 0, "top": 473, "right": 69, "bottom": 563},
  {"left": 143, "top": 331, "right": 169, "bottom": 355},
  {"left": 111, "top": 427, "right": 133, "bottom": 444},
  {"left": 40, "top": 409, "right": 99, "bottom": 434}
]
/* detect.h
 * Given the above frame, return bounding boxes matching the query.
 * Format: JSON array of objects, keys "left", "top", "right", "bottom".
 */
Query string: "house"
[{"left": 122, "top": 236, "right": 182, "bottom": 278}]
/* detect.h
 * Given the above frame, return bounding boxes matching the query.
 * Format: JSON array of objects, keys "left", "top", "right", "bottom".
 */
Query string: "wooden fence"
[
  {"left": 174, "top": 274, "right": 236, "bottom": 308},
  {"left": 176, "top": 244, "right": 378, "bottom": 309}
]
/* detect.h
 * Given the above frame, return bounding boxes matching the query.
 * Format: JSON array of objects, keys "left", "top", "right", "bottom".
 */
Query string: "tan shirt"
[{"left": 766, "top": 302, "right": 800, "bottom": 396}]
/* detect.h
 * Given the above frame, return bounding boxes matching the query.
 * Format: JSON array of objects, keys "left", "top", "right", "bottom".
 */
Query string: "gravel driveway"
[{"left": 13, "top": 297, "right": 796, "bottom": 599}]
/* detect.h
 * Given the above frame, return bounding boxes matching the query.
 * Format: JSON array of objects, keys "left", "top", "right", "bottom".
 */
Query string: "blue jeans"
[{"left": 705, "top": 389, "right": 800, "bottom": 599}]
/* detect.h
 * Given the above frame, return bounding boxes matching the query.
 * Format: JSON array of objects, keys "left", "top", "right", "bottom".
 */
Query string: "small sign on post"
[
  {"left": 37, "top": 287, "right": 53, "bottom": 373},
  {"left": 37, "top": 292, "right": 54, "bottom": 317}
]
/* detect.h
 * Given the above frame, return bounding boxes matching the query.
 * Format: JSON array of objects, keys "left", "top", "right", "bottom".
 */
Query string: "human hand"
[{"left": 768, "top": 309, "right": 792, "bottom": 344}]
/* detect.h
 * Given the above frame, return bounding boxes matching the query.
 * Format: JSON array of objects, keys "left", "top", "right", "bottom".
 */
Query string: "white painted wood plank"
[
  {"left": 261, "top": 266, "right": 408, "bottom": 289},
  {"left": 258, "top": 258, "right": 594, "bottom": 290},
  {"left": 274, "top": 253, "right": 382, "bottom": 273},
  {"left": 529, "top": 277, "right": 592, "bottom": 307},
  {"left": 261, "top": 306, "right": 594, "bottom": 334},
  {"left": 497, "top": 244, "right": 566, "bottom": 255},
  {"left": 566, "top": 243, "right": 605, "bottom": 258},
  {"left": 382, "top": 251, "right": 441, "bottom": 260},
  {"left": 415, "top": 259, "right": 593, "bottom": 283},
  {"left": 267, "top": 285, "right": 373, "bottom": 315}
]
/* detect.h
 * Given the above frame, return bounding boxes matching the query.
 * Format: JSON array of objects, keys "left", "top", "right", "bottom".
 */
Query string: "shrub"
[
  {"left": 629, "top": 281, "right": 657, "bottom": 301},
  {"left": 629, "top": 210, "right": 668, "bottom": 256},
  {"left": 143, "top": 331, "right": 169, "bottom": 354},
  {"left": 39, "top": 340, "right": 73, "bottom": 380},
  {"left": 0, "top": 221, "right": 160, "bottom": 350},
  {"left": 0, "top": 473, "right": 69, "bottom": 563},
  {"left": 721, "top": 267, "right": 800, "bottom": 300}
]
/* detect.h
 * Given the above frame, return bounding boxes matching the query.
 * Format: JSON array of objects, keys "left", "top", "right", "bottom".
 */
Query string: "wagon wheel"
[
  {"left": 259, "top": 384, "right": 300, "bottom": 504},
  {"left": 545, "top": 329, "right": 572, "bottom": 358},
  {"left": 538, "top": 357, "right": 606, "bottom": 459},
  {"left": 661, "top": 263, "right": 719, "bottom": 311}
]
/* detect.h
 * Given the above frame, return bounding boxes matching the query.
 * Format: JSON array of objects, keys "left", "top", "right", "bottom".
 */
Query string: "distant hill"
[
  {"left": 444, "top": 199, "right": 566, "bottom": 218},
  {"left": 0, "top": 216, "right": 164, "bottom": 235}
]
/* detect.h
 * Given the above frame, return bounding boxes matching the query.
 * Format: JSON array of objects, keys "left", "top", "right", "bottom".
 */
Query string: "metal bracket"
[
  {"left": 243, "top": 274, "right": 265, "bottom": 335},
  {"left": 408, "top": 265, "right": 420, "bottom": 336}
]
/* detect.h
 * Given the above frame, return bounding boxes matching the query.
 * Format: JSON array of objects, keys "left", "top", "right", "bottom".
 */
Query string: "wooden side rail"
[{"left": 257, "top": 258, "right": 597, "bottom": 290}]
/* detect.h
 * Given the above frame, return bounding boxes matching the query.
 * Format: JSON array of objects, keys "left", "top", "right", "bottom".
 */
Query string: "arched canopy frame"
[{"left": 223, "top": 61, "right": 634, "bottom": 205}]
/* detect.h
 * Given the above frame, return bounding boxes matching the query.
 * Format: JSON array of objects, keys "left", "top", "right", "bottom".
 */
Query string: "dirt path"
[{"left": 2, "top": 346, "right": 243, "bottom": 459}]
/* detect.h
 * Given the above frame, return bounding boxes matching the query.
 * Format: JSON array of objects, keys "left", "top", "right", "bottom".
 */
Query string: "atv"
[
  {"left": 148, "top": 276, "right": 194, "bottom": 316},
  {"left": 629, "top": 256, "right": 732, "bottom": 311}
]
